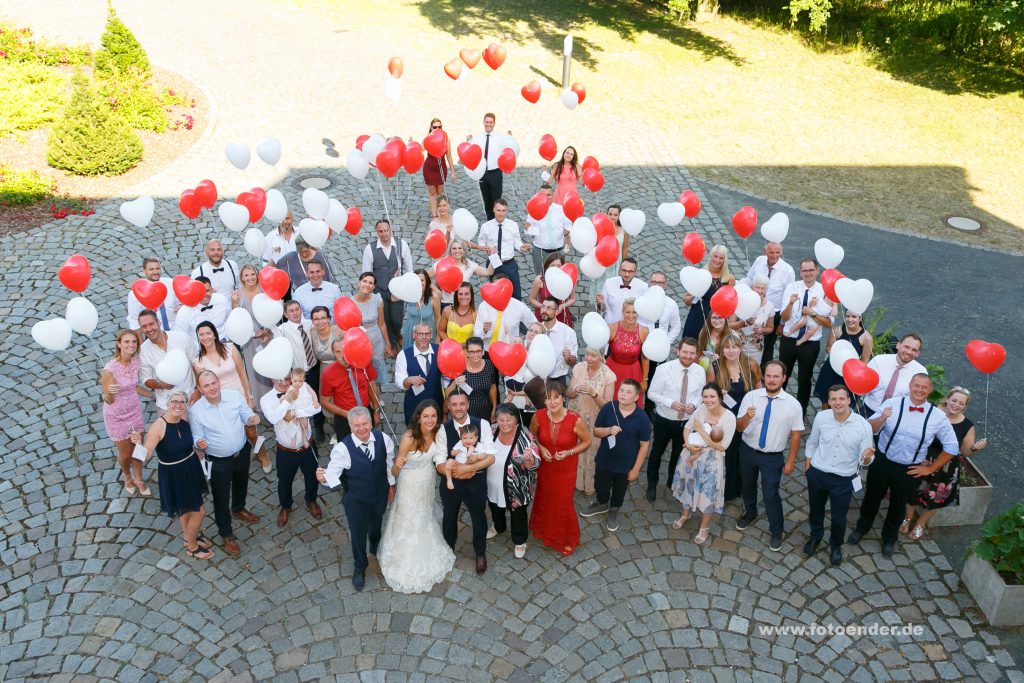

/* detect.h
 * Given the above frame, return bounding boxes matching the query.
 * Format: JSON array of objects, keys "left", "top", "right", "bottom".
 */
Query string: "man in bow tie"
[
  {"left": 173, "top": 276, "right": 228, "bottom": 339},
  {"left": 394, "top": 323, "right": 443, "bottom": 426},
  {"left": 191, "top": 239, "right": 239, "bottom": 294},
  {"left": 597, "top": 258, "right": 648, "bottom": 324},
  {"left": 848, "top": 373, "right": 959, "bottom": 558},
  {"left": 317, "top": 407, "right": 396, "bottom": 591},
  {"left": 292, "top": 260, "right": 341, "bottom": 318}
]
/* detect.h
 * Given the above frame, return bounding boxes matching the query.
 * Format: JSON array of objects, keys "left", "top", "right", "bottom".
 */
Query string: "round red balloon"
[
  {"left": 437, "top": 339, "right": 467, "bottom": 378},
  {"left": 58, "top": 254, "right": 91, "bottom": 293},
  {"left": 581, "top": 156, "right": 599, "bottom": 173},
  {"left": 333, "top": 297, "right": 362, "bottom": 331},
  {"left": 561, "top": 262, "right": 579, "bottom": 286},
  {"left": 345, "top": 207, "right": 363, "bottom": 235},
  {"left": 526, "top": 192, "right": 551, "bottom": 221},
  {"left": 680, "top": 190, "right": 702, "bottom": 219},
  {"left": 343, "top": 327, "right": 373, "bottom": 370},
  {"left": 710, "top": 285, "right": 738, "bottom": 318},
  {"left": 355, "top": 134, "right": 370, "bottom": 151},
  {"left": 480, "top": 279, "right": 513, "bottom": 311},
  {"left": 258, "top": 266, "right": 290, "bottom": 300},
  {"left": 179, "top": 189, "right": 201, "bottom": 220},
  {"left": 582, "top": 169, "right": 605, "bottom": 193},
  {"left": 571, "top": 82, "right": 587, "bottom": 104},
  {"left": 538, "top": 134, "right": 557, "bottom": 162},
  {"left": 387, "top": 57, "right": 403, "bottom": 78},
  {"left": 402, "top": 142, "right": 425, "bottom": 174},
  {"left": 682, "top": 232, "right": 706, "bottom": 265},
  {"left": 562, "top": 193, "right": 584, "bottom": 222},
  {"left": 423, "top": 130, "right": 447, "bottom": 158},
  {"left": 424, "top": 229, "right": 448, "bottom": 259},
  {"left": 172, "top": 275, "right": 205, "bottom": 307},
  {"left": 843, "top": 359, "right": 880, "bottom": 395},
  {"left": 497, "top": 148, "right": 517, "bottom": 173},
  {"left": 521, "top": 81, "right": 541, "bottom": 103},
  {"left": 820, "top": 269, "right": 845, "bottom": 303},
  {"left": 731, "top": 206, "right": 757, "bottom": 238},
  {"left": 592, "top": 212, "right": 614, "bottom": 240},
  {"left": 489, "top": 341, "right": 527, "bottom": 376},
  {"left": 594, "top": 235, "right": 620, "bottom": 267},
  {"left": 194, "top": 180, "right": 217, "bottom": 209},
  {"left": 375, "top": 147, "right": 402, "bottom": 178},
  {"left": 131, "top": 279, "right": 167, "bottom": 310},
  {"left": 434, "top": 257, "right": 463, "bottom": 293},
  {"left": 965, "top": 340, "right": 1007, "bottom": 374}
]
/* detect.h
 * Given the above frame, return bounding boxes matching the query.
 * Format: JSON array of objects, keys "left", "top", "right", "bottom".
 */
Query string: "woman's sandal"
[
  {"left": 185, "top": 535, "right": 213, "bottom": 550},
  {"left": 898, "top": 518, "right": 911, "bottom": 535},
  {"left": 672, "top": 511, "right": 691, "bottom": 529},
  {"left": 909, "top": 525, "right": 925, "bottom": 541},
  {"left": 185, "top": 545, "right": 214, "bottom": 560},
  {"left": 693, "top": 527, "right": 711, "bottom": 545},
  {"left": 135, "top": 479, "right": 152, "bottom": 497}
]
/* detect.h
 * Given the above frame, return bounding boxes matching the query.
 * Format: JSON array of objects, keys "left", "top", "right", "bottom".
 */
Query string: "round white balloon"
[
  {"left": 346, "top": 149, "right": 370, "bottom": 180},
  {"left": 361, "top": 134, "right": 386, "bottom": 165},
  {"left": 642, "top": 328, "right": 670, "bottom": 363},
  {"left": 829, "top": 339, "right": 858, "bottom": 375},
  {"left": 501, "top": 136, "right": 520, "bottom": 157},
  {"left": 834, "top": 278, "right": 874, "bottom": 315},
  {"left": 225, "top": 143, "right": 250, "bottom": 170},
  {"left": 253, "top": 337, "right": 293, "bottom": 380},
  {"left": 679, "top": 266, "right": 713, "bottom": 298},
  {"left": 155, "top": 348, "right": 190, "bottom": 385},
  {"left": 452, "top": 208, "right": 479, "bottom": 241},
  {"left": 560, "top": 89, "right": 579, "bottom": 110},
  {"left": 31, "top": 317, "right": 72, "bottom": 351},
  {"left": 570, "top": 217, "right": 597, "bottom": 253},
  {"left": 65, "top": 296, "right": 98, "bottom": 336},
  {"left": 256, "top": 138, "right": 281, "bottom": 166},
  {"left": 619, "top": 208, "right": 646, "bottom": 236},
  {"left": 252, "top": 293, "right": 284, "bottom": 328},
  {"left": 389, "top": 272, "right": 422, "bottom": 303},
  {"left": 733, "top": 283, "right": 762, "bottom": 320},
  {"left": 526, "top": 333, "right": 556, "bottom": 378},
  {"left": 224, "top": 307, "right": 255, "bottom": 346},
  {"left": 814, "top": 238, "right": 845, "bottom": 269},
  {"left": 544, "top": 267, "right": 574, "bottom": 301},
  {"left": 760, "top": 212, "right": 790, "bottom": 243},
  {"left": 581, "top": 312, "right": 610, "bottom": 349},
  {"left": 579, "top": 250, "right": 606, "bottom": 279},
  {"left": 244, "top": 228, "right": 267, "bottom": 259},
  {"left": 298, "top": 218, "right": 329, "bottom": 248},
  {"left": 302, "top": 188, "right": 329, "bottom": 221},
  {"left": 218, "top": 202, "right": 249, "bottom": 232},
  {"left": 657, "top": 202, "right": 685, "bottom": 227},
  {"left": 325, "top": 198, "right": 347, "bottom": 231},
  {"left": 263, "top": 189, "right": 288, "bottom": 224},
  {"left": 119, "top": 196, "right": 155, "bottom": 228}
]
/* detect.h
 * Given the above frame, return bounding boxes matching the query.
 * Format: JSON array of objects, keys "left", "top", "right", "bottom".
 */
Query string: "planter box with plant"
[
  {"left": 930, "top": 456, "right": 994, "bottom": 527},
  {"left": 961, "top": 503, "right": 1024, "bottom": 626}
]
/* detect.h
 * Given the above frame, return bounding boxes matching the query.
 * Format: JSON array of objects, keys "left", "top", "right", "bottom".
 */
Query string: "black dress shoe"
[
  {"left": 645, "top": 486, "right": 656, "bottom": 502},
  {"left": 830, "top": 547, "right": 843, "bottom": 566},
  {"left": 475, "top": 555, "right": 487, "bottom": 574},
  {"left": 802, "top": 539, "right": 821, "bottom": 558},
  {"left": 352, "top": 570, "right": 365, "bottom": 591},
  {"left": 847, "top": 529, "right": 864, "bottom": 545},
  {"left": 881, "top": 543, "right": 895, "bottom": 558}
]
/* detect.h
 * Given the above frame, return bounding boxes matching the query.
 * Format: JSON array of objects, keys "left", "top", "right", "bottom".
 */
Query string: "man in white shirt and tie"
[
  {"left": 263, "top": 210, "right": 297, "bottom": 266},
  {"left": 473, "top": 199, "right": 531, "bottom": 300},
  {"left": 778, "top": 258, "right": 833, "bottom": 414},
  {"left": 292, "top": 260, "right": 341, "bottom": 319},
  {"left": 862, "top": 333, "right": 927, "bottom": 416},
  {"left": 473, "top": 274, "right": 534, "bottom": 351},
  {"left": 394, "top": 323, "right": 443, "bottom": 425},
  {"left": 138, "top": 309, "right": 199, "bottom": 415},
  {"left": 597, "top": 258, "right": 648, "bottom": 324},
  {"left": 127, "top": 257, "right": 178, "bottom": 333},
  {"left": 735, "top": 360, "right": 805, "bottom": 551},
  {"left": 262, "top": 377, "right": 323, "bottom": 528},
  {"left": 638, "top": 271, "right": 682, "bottom": 416},
  {"left": 361, "top": 219, "right": 413, "bottom": 350},
  {"left": 804, "top": 384, "right": 875, "bottom": 566},
  {"left": 645, "top": 337, "right": 707, "bottom": 500},
  {"left": 538, "top": 297, "right": 579, "bottom": 384},
  {"left": 740, "top": 242, "right": 795, "bottom": 365},
  {"left": 525, "top": 183, "right": 570, "bottom": 276},
  {"left": 173, "top": 276, "right": 229, "bottom": 339},
  {"left": 467, "top": 112, "right": 505, "bottom": 221},
  {"left": 191, "top": 239, "right": 239, "bottom": 295},
  {"left": 275, "top": 301, "right": 319, "bottom": 411}
]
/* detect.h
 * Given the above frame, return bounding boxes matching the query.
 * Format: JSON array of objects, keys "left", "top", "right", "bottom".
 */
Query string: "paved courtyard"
[{"left": 1, "top": 1, "right": 1022, "bottom": 681}]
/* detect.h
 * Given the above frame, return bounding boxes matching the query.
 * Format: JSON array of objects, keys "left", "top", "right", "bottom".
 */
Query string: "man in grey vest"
[{"left": 361, "top": 219, "right": 413, "bottom": 351}]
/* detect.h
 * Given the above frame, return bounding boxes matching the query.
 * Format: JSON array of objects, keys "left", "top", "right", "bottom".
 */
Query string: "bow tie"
[
  {"left": 619, "top": 284, "right": 632, "bottom": 289},
  {"left": 276, "top": 392, "right": 286, "bottom": 398},
  {"left": 310, "top": 287, "right": 322, "bottom": 292},
  {"left": 200, "top": 305, "right": 213, "bottom": 311},
  {"left": 211, "top": 267, "right": 224, "bottom": 273},
  {"left": 908, "top": 406, "right": 925, "bottom": 413}
]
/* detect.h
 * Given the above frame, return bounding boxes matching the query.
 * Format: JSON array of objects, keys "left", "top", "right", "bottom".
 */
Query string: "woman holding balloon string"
[
  {"left": 681, "top": 244, "right": 735, "bottom": 342},
  {"left": 605, "top": 299, "right": 650, "bottom": 407},
  {"left": 549, "top": 146, "right": 581, "bottom": 206},
  {"left": 529, "top": 252, "right": 575, "bottom": 327},
  {"left": 438, "top": 282, "right": 478, "bottom": 348},
  {"left": 715, "top": 333, "right": 761, "bottom": 502},
  {"left": 352, "top": 271, "right": 393, "bottom": 379},
  {"left": 589, "top": 205, "right": 629, "bottom": 307},
  {"left": 232, "top": 264, "right": 275, "bottom": 421},
  {"left": 400, "top": 269, "right": 440, "bottom": 345},
  {"left": 422, "top": 119, "right": 456, "bottom": 219},
  {"left": 813, "top": 308, "right": 873, "bottom": 405},
  {"left": 101, "top": 329, "right": 150, "bottom": 496},
  {"left": 429, "top": 239, "right": 492, "bottom": 312},
  {"left": 697, "top": 312, "right": 736, "bottom": 382}
]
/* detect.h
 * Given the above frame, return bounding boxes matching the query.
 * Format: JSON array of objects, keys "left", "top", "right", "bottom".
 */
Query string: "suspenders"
[
  {"left": 202, "top": 261, "right": 237, "bottom": 289},
  {"left": 882, "top": 398, "right": 935, "bottom": 464}
]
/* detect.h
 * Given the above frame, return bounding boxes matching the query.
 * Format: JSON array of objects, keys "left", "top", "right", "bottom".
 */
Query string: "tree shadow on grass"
[{"left": 416, "top": 0, "right": 744, "bottom": 69}]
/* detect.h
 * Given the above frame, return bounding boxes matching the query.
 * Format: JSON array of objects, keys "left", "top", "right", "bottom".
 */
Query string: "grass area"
[
  {"left": 286, "top": 0, "right": 1024, "bottom": 251},
  {"left": 0, "top": 62, "right": 70, "bottom": 137}
]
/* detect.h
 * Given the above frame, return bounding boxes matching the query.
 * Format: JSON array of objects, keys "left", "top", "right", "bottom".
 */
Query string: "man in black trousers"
[{"left": 468, "top": 112, "right": 503, "bottom": 220}]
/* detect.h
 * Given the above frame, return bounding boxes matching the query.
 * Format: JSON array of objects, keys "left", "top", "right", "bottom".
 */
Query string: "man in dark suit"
[{"left": 394, "top": 323, "right": 443, "bottom": 426}]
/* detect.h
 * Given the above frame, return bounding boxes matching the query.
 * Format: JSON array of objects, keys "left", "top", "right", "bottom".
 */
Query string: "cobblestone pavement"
[{"left": 2, "top": 1, "right": 1022, "bottom": 681}]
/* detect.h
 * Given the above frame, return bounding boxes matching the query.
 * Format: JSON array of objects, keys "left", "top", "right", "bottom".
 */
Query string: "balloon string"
[
  {"left": 364, "top": 369, "right": 400, "bottom": 444},
  {"left": 984, "top": 373, "right": 990, "bottom": 440}
]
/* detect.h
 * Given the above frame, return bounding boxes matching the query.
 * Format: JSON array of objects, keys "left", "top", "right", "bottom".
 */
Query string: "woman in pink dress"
[
  {"left": 422, "top": 118, "right": 456, "bottom": 219},
  {"left": 549, "top": 146, "right": 580, "bottom": 205},
  {"left": 101, "top": 329, "right": 149, "bottom": 496},
  {"left": 605, "top": 299, "right": 650, "bottom": 406}
]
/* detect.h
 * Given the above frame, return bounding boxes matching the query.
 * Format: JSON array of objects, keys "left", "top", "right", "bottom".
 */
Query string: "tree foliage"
[{"left": 93, "top": 7, "right": 150, "bottom": 78}]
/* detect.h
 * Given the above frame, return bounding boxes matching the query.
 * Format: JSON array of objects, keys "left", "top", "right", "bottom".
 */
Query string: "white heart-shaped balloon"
[
  {"left": 544, "top": 267, "right": 574, "bottom": 301},
  {"left": 324, "top": 198, "right": 347, "bottom": 231},
  {"left": 224, "top": 307, "right": 255, "bottom": 346},
  {"left": 256, "top": 138, "right": 281, "bottom": 166},
  {"left": 119, "top": 196, "right": 155, "bottom": 228},
  {"left": 679, "top": 266, "right": 712, "bottom": 298},
  {"left": 501, "top": 136, "right": 520, "bottom": 157},
  {"left": 452, "top": 208, "right": 479, "bottom": 242},
  {"left": 526, "top": 333, "right": 556, "bottom": 378},
  {"left": 619, "top": 208, "right": 646, "bottom": 236},
  {"left": 829, "top": 339, "right": 858, "bottom": 375},
  {"left": 560, "top": 89, "right": 579, "bottom": 110},
  {"left": 218, "top": 201, "right": 249, "bottom": 232},
  {"left": 634, "top": 288, "right": 666, "bottom": 322},
  {"left": 65, "top": 296, "right": 98, "bottom": 336},
  {"left": 570, "top": 217, "right": 597, "bottom": 253},
  {"left": 302, "top": 188, "right": 329, "bottom": 221},
  {"left": 760, "top": 212, "right": 790, "bottom": 243},
  {"left": 225, "top": 143, "right": 251, "bottom": 170},
  {"left": 733, "top": 283, "right": 762, "bottom": 320},
  {"left": 346, "top": 149, "right": 370, "bottom": 180},
  {"left": 834, "top": 278, "right": 873, "bottom": 315},
  {"left": 298, "top": 218, "right": 329, "bottom": 248},
  {"left": 657, "top": 202, "right": 685, "bottom": 227},
  {"left": 581, "top": 312, "right": 610, "bottom": 349},
  {"left": 579, "top": 250, "right": 606, "bottom": 279},
  {"left": 252, "top": 293, "right": 284, "bottom": 328},
  {"left": 814, "top": 238, "right": 844, "bottom": 269},
  {"left": 155, "top": 349, "right": 190, "bottom": 386},
  {"left": 388, "top": 272, "right": 422, "bottom": 303},
  {"left": 263, "top": 189, "right": 288, "bottom": 225},
  {"left": 464, "top": 161, "right": 485, "bottom": 182},
  {"left": 540, "top": 171, "right": 551, "bottom": 182},
  {"left": 244, "top": 228, "right": 267, "bottom": 259},
  {"left": 361, "top": 134, "right": 386, "bottom": 165},
  {"left": 31, "top": 317, "right": 72, "bottom": 351},
  {"left": 642, "top": 328, "right": 670, "bottom": 363},
  {"left": 384, "top": 76, "right": 402, "bottom": 101},
  {"left": 253, "top": 337, "right": 293, "bottom": 380}
]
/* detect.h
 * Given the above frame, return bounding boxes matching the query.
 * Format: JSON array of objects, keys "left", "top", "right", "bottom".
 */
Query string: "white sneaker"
[
  {"left": 514, "top": 544, "right": 527, "bottom": 559},
  {"left": 486, "top": 526, "right": 498, "bottom": 540}
]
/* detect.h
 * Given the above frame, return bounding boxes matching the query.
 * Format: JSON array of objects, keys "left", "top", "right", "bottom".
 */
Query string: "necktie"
[
  {"left": 158, "top": 303, "right": 170, "bottom": 331},
  {"left": 909, "top": 406, "right": 924, "bottom": 413},
  {"left": 654, "top": 319, "right": 660, "bottom": 329},
  {"left": 417, "top": 352, "right": 430, "bottom": 374},
  {"left": 360, "top": 442, "right": 372, "bottom": 461},
  {"left": 298, "top": 325, "right": 316, "bottom": 367},
  {"left": 484, "top": 133, "right": 490, "bottom": 170},
  {"left": 678, "top": 365, "right": 690, "bottom": 419},
  {"left": 795, "top": 289, "right": 809, "bottom": 338},
  {"left": 347, "top": 369, "right": 363, "bottom": 407},
  {"left": 311, "top": 287, "right": 322, "bottom": 292},
  {"left": 491, "top": 310, "right": 503, "bottom": 345},
  {"left": 883, "top": 365, "right": 903, "bottom": 400},
  {"left": 496, "top": 223, "right": 504, "bottom": 261},
  {"left": 212, "top": 267, "right": 224, "bottom": 273},
  {"left": 200, "top": 305, "right": 213, "bottom": 312},
  {"left": 758, "top": 396, "right": 776, "bottom": 450}
]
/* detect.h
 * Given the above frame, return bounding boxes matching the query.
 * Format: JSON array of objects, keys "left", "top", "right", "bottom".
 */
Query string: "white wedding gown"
[{"left": 377, "top": 440, "right": 455, "bottom": 593}]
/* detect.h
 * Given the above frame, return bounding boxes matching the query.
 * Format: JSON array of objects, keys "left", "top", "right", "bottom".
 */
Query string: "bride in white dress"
[{"left": 378, "top": 401, "right": 455, "bottom": 593}]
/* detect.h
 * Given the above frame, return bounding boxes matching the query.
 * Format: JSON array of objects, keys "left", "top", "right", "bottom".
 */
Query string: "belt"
[
  {"left": 209, "top": 444, "right": 250, "bottom": 459},
  {"left": 277, "top": 444, "right": 309, "bottom": 454}
]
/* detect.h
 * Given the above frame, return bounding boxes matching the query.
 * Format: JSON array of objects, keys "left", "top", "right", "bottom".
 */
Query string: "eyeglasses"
[
  {"left": 168, "top": 400, "right": 187, "bottom": 406},
  {"left": 431, "top": 125, "right": 442, "bottom": 130}
]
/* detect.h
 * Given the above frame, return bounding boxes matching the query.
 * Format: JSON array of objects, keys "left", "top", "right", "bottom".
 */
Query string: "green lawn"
[{"left": 288, "top": 0, "right": 1024, "bottom": 251}]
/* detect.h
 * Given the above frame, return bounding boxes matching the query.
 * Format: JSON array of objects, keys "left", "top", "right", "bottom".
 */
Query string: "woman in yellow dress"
[{"left": 438, "top": 282, "right": 476, "bottom": 347}]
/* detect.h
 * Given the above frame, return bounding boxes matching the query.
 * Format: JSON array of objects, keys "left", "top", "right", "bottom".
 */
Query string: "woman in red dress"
[
  {"left": 529, "top": 381, "right": 592, "bottom": 555},
  {"left": 605, "top": 299, "right": 650, "bottom": 406},
  {"left": 422, "top": 118, "right": 456, "bottom": 219}
]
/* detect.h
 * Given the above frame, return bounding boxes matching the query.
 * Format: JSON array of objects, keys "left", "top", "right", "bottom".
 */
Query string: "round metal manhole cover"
[
  {"left": 947, "top": 216, "right": 982, "bottom": 231},
  {"left": 299, "top": 176, "right": 332, "bottom": 190}
]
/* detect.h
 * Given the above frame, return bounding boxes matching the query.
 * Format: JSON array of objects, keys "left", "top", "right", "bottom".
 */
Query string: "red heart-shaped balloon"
[
  {"left": 424, "top": 229, "right": 448, "bottom": 259},
  {"left": 521, "top": 81, "right": 541, "bottom": 104},
  {"left": 132, "top": 279, "right": 168, "bottom": 310},
  {"left": 172, "top": 274, "right": 206, "bottom": 307},
  {"left": 179, "top": 189, "right": 202, "bottom": 220},
  {"left": 343, "top": 327, "right": 373, "bottom": 370},
  {"left": 194, "top": 179, "right": 217, "bottom": 209},
  {"left": 562, "top": 193, "right": 584, "bottom": 222},
  {"left": 333, "top": 297, "right": 363, "bottom": 331},
  {"left": 526, "top": 192, "right": 551, "bottom": 221},
  {"left": 592, "top": 212, "right": 614, "bottom": 241},
  {"left": 680, "top": 190, "right": 702, "bottom": 219},
  {"left": 258, "top": 266, "right": 290, "bottom": 301},
  {"left": 423, "top": 130, "right": 447, "bottom": 158},
  {"left": 732, "top": 206, "right": 757, "bottom": 238},
  {"left": 403, "top": 141, "right": 425, "bottom": 174},
  {"left": 820, "top": 268, "right": 845, "bottom": 303},
  {"left": 561, "top": 262, "right": 579, "bottom": 287},
  {"left": 843, "top": 359, "right": 880, "bottom": 395},
  {"left": 571, "top": 82, "right": 587, "bottom": 104},
  {"left": 965, "top": 340, "right": 1007, "bottom": 374},
  {"left": 497, "top": 148, "right": 517, "bottom": 174},
  {"left": 345, "top": 207, "right": 363, "bottom": 235},
  {"left": 682, "top": 232, "right": 706, "bottom": 265},
  {"left": 58, "top": 254, "right": 91, "bottom": 293},
  {"left": 444, "top": 57, "right": 462, "bottom": 80},
  {"left": 375, "top": 147, "right": 402, "bottom": 178},
  {"left": 538, "top": 134, "right": 557, "bottom": 162},
  {"left": 480, "top": 279, "right": 513, "bottom": 311},
  {"left": 437, "top": 338, "right": 467, "bottom": 378},
  {"left": 581, "top": 156, "right": 599, "bottom": 173},
  {"left": 387, "top": 56, "right": 403, "bottom": 78},
  {"left": 594, "top": 235, "right": 620, "bottom": 267},
  {"left": 386, "top": 138, "right": 406, "bottom": 159},
  {"left": 457, "top": 142, "right": 483, "bottom": 170},
  {"left": 355, "top": 134, "right": 370, "bottom": 151},
  {"left": 460, "top": 49, "right": 481, "bottom": 69},
  {"left": 435, "top": 257, "right": 463, "bottom": 294},
  {"left": 710, "top": 285, "right": 738, "bottom": 318},
  {"left": 582, "top": 168, "right": 605, "bottom": 193},
  {"left": 482, "top": 42, "right": 507, "bottom": 70},
  {"left": 489, "top": 341, "right": 527, "bottom": 376},
  {"left": 237, "top": 188, "right": 266, "bottom": 223}
]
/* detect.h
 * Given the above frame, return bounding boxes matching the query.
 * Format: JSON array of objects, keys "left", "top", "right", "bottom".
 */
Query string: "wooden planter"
[
  {"left": 961, "top": 554, "right": 1024, "bottom": 626},
  {"left": 929, "top": 458, "right": 994, "bottom": 527}
]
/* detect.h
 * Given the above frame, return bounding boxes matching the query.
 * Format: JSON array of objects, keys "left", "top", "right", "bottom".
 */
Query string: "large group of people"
[{"left": 99, "top": 113, "right": 991, "bottom": 593}]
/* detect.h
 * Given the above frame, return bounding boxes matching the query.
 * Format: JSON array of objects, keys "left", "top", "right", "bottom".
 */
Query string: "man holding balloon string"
[{"left": 321, "top": 338, "right": 380, "bottom": 441}]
